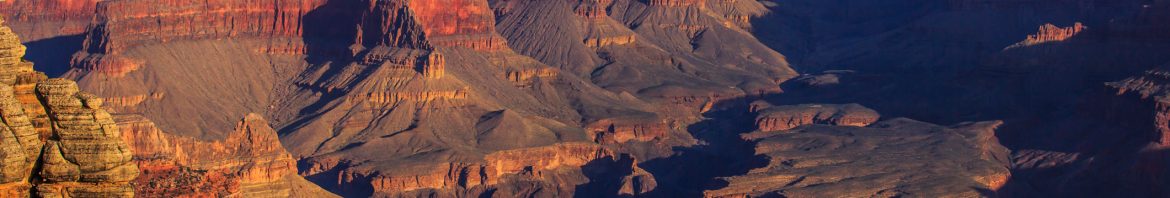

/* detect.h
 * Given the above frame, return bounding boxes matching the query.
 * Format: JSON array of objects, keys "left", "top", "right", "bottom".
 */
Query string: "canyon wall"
[{"left": 0, "top": 0, "right": 98, "bottom": 41}]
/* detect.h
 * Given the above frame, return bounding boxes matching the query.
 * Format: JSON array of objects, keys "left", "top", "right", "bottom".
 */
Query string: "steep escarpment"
[
  {"left": 73, "top": 0, "right": 329, "bottom": 78},
  {"left": 0, "top": 17, "right": 139, "bottom": 197},
  {"left": 708, "top": 118, "right": 1011, "bottom": 197},
  {"left": 0, "top": 0, "right": 98, "bottom": 42}
]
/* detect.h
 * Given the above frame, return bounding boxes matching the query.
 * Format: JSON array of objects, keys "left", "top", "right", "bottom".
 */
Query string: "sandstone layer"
[
  {"left": 749, "top": 101, "right": 880, "bottom": 132},
  {"left": 0, "top": 16, "right": 139, "bottom": 197}
]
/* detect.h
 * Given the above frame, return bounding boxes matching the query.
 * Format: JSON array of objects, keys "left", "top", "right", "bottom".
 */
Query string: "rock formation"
[
  {"left": 750, "top": 102, "right": 881, "bottom": 132},
  {"left": 585, "top": 117, "right": 669, "bottom": 143},
  {"left": 119, "top": 114, "right": 336, "bottom": 197},
  {"left": 299, "top": 143, "right": 654, "bottom": 197},
  {"left": 708, "top": 118, "right": 1011, "bottom": 197},
  {"left": 1007, "top": 22, "right": 1086, "bottom": 49},
  {"left": 0, "top": 16, "right": 139, "bottom": 197}
]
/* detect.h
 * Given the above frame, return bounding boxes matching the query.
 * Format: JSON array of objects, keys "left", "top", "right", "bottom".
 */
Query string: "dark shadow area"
[
  {"left": 574, "top": 154, "right": 636, "bottom": 198},
  {"left": 23, "top": 34, "right": 85, "bottom": 77},
  {"left": 637, "top": 97, "right": 770, "bottom": 197},
  {"left": 290, "top": 1, "right": 378, "bottom": 197},
  {"left": 298, "top": 159, "right": 376, "bottom": 197},
  {"left": 300, "top": 0, "right": 362, "bottom": 65},
  {"left": 746, "top": 0, "right": 1170, "bottom": 196}
]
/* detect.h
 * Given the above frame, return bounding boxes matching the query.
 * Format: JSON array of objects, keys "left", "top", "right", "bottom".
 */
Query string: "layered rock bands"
[{"left": 0, "top": 16, "right": 139, "bottom": 197}]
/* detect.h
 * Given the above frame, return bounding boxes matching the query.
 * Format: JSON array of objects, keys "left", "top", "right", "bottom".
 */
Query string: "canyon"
[{"left": 1, "top": 0, "right": 1169, "bottom": 197}]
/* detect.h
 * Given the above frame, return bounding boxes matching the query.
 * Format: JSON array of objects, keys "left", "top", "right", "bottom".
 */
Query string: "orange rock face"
[
  {"left": 505, "top": 68, "right": 558, "bottom": 87},
  {"left": 81, "top": 0, "right": 328, "bottom": 55},
  {"left": 407, "top": 0, "right": 509, "bottom": 51},
  {"left": 117, "top": 114, "right": 334, "bottom": 197},
  {"left": 69, "top": 54, "right": 143, "bottom": 77},
  {"left": 752, "top": 102, "right": 881, "bottom": 132},
  {"left": 586, "top": 118, "right": 669, "bottom": 143},
  {"left": 0, "top": 0, "right": 98, "bottom": 41},
  {"left": 1008, "top": 22, "right": 1085, "bottom": 48},
  {"left": 0, "top": 17, "right": 139, "bottom": 197},
  {"left": 300, "top": 142, "right": 649, "bottom": 196}
]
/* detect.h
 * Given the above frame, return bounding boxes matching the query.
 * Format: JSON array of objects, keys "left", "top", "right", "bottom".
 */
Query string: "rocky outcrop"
[
  {"left": 585, "top": 117, "right": 669, "bottom": 143},
  {"left": 0, "top": 16, "right": 139, "bottom": 197},
  {"left": 407, "top": 0, "right": 510, "bottom": 51},
  {"left": 751, "top": 102, "right": 881, "bottom": 132},
  {"left": 80, "top": 0, "right": 328, "bottom": 55},
  {"left": 69, "top": 54, "right": 143, "bottom": 78},
  {"left": 300, "top": 143, "right": 651, "bottom": 196},
  {"left": 709, "top": 118, "right": 1011, "bottom": 197},
  {"left": 356, "top": 89, "right": 469, "bottom": 104},
  {"left": 647, "top": 0, "right": 705, "bottom": 7},
  {"left": 483, "top": 143, "right": 614, "bottom": 174},
  {"left": 1007, "top": 22, "right": 1085, "bottom": 49},
  {"left": 506, "top": 68, "right": 558, "bottom": 87},
  {"left": 35, "top": 79, "right": 139, "bottom": 198},
  {"left": 118, "top": 114, "right": 336, "bottom": 197}
]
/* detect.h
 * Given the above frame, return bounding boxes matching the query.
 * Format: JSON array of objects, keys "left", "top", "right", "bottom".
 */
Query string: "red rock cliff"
[{"left": 0, "top": 0, "right": 99, "bottom": 41}]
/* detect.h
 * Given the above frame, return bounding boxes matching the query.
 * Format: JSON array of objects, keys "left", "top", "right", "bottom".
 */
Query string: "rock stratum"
[
  {"left": 0, "top": 16, "right": 137, "bottom": 197},
  {"left": 0, "top": 0, "right": 97, "bottom": 42}
]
